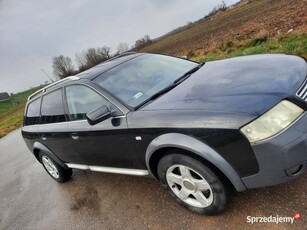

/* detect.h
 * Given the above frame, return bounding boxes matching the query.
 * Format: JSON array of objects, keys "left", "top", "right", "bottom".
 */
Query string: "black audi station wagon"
[{"left": 22, "top": 53, "right": 307, "bottom": 215}]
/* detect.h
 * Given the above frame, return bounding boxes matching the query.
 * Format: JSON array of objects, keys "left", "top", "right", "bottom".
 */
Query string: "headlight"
[{"left": 241, "top": 100, "right": 304, "bottom": 144}]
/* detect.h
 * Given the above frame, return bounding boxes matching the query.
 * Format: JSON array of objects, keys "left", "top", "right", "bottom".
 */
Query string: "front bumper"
[{"left": 241, "top": 112, "right": 307, "bottom": 189}]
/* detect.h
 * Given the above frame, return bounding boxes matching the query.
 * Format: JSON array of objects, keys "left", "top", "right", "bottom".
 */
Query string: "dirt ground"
[
  {"left": 0, "top": 129, "right": 306, "bottom": 229},
  {"left": 140, "top": 0, "right": 307, "bottom": 56}
]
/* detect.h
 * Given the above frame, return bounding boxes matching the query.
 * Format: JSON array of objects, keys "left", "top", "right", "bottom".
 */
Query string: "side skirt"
[{"left": 66, "top": 163, "right": 149, "bottom": 176}]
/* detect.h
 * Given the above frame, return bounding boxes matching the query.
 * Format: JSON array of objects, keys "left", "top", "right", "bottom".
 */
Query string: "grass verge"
[
  {"left": 0, "top": 104, "right": 25, "bottom": 138},
  {"left": 0, "top": 86, "right": 43, "bottom": 138},
  {"left": 195, "top": 33, "right": 307, "bottom": 62}
]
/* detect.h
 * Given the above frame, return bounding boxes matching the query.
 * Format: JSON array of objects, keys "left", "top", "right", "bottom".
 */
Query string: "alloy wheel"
[
  {"left": 42, "top": 156, "right": 60, "bottom": 179},
  {"left": 166, "top": 164, "right": 213, "bottom": 208}
]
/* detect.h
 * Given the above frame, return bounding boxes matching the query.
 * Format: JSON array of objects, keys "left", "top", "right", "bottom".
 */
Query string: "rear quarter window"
[
  {"left": 41, "top": 89, "right": 66, "bottom": 124},
  {"left": 25, "top": 98, "right": 41, "bottom": 126}
]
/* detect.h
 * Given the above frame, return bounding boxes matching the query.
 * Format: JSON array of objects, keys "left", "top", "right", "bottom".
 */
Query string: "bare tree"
[
  {"left": 52, "top": 55, "right": 75, "bottom": 79},
  {"left": 117, "top": 42, "right": 129, "bottom": 54},
  {"left": 85, "top": 48, "right": 103, "bottom": 66},
  {"left": 144, "top": 35, "right": 151, "bottom": 43},
  {"left": 75, "top": 46, "right": 112, "bottom": 71},
  {"left": 98, "top": 46, "right": 111, "bottom": 59},
  {"left": 208, "top": 1, "right": 227, "bottom": 16},
  {"left": 75, "top": 51, "right": 88, "bottom": 72},
  {"left": 134, "top": 35, "right": 152, "bottom": 49},
  {"left": 221, "top": 1, "right": 227, "bottom": 9}
]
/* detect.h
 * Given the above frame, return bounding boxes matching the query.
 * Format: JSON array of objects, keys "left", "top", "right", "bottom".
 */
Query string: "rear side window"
[
  {"left": 25, "top": 98, "right": 41, "bottom": 126},
  {"left": 65, "top": 85, "right": 112, "bottom": 121},
  {"left": 41, "top": 89, "right": 66, "bottom": 124}
]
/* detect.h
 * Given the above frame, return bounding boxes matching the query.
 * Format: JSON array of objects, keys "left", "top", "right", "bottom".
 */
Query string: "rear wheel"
[
  {"left": 157, "top": 153, "right": 229, "bottom": 215},
  {"left": 39, "top": 152, "right": 72, "bottom": 183}
]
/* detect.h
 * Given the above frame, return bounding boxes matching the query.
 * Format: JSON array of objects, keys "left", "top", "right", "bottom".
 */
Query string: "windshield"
[{"left": 94, "top": 54, "right": 198, "bottom": 108}]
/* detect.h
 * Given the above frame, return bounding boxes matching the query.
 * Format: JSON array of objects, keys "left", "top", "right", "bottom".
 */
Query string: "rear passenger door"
[{"left": 38, "top": 88, "right": 71, "bottom": 162}]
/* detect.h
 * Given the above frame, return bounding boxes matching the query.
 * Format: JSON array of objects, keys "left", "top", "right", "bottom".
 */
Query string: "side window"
[
  {"left": 41, "top": 89, "right": 66, "bottom": 124},
  {"left": 25, "top": 98, "right": 41, "bottom": 126},
  {"left": 65, "top": 85, "right": 112, "bottom": 121}
]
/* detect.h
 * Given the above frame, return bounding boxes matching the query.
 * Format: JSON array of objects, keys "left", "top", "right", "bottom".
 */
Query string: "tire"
[
  {"left": 157, "top": 153, "right": 229, "bottom": 215},
  {"left": 39, "top": 152, "right": 72, "bottom": 183}
]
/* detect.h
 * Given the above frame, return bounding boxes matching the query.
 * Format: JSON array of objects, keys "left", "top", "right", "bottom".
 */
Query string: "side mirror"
[{"left": 86, "top": 105, "right": 111, "bottom": 125}]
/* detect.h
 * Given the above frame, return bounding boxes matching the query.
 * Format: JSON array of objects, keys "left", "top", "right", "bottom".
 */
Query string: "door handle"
[{"left": 71, "top": 133, "right": 79, "bottom": 140}]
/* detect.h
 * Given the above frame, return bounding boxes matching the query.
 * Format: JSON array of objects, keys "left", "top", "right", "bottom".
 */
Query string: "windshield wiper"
[
  {"left": 173, "top": 62, "right": 205, "bottom": 85},
  {"left": 134, "top": 84, "right": 177, "bottom": 110},
  {"left": 134, "top": 62, "right": 205, "bottom": 110}
]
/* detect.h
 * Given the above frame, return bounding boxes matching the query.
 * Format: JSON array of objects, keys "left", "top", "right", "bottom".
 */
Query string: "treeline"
[{"left": 52, "top": 35, "right": 152, "bottom": 79}]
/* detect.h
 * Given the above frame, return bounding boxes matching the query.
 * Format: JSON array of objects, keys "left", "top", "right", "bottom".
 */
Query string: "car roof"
[
  {"left": 27, "top": 53, "right": 144, "bottom": 101},
  {"left": 76, "top": 52, "right": 144, "bottom": 80}
]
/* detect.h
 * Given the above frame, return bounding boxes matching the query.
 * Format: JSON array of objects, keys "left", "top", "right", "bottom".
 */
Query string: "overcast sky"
[{"left": 0, "top": 0, "right": 239, "bottom": 93}]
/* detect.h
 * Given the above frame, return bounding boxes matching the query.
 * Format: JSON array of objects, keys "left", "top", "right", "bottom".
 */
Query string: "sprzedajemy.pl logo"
[{"left": 247, "top": 212, "right": 301, "bottom": 224}]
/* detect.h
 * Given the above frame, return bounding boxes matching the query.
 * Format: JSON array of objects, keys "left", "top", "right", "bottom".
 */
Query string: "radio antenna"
[{"left": 41, "top": 69, "right": 55, "bottom": 83}]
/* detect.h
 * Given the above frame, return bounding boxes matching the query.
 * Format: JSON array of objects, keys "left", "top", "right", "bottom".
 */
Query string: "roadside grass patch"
[
  {"left": 0, "top": 105, "right": 24, "bottom": 138},
  {"left": 0, "top": 86, "right": 43, "bottom": 138},
  {"left": 197, "top": 33, "right": 307, "bottom": 62}
]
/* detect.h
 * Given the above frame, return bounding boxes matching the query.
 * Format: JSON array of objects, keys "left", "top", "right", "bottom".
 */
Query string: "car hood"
[{"left": 143, "top": 54, "right": 307, "bottom": 117}]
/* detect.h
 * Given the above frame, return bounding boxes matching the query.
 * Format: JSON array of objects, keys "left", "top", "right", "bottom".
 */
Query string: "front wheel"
[
  {"left": 39, "top": 152, "right": 72, "bottom": 183},
  {"left": 157, "top": 154, "right": 229, "bottom": 215}
]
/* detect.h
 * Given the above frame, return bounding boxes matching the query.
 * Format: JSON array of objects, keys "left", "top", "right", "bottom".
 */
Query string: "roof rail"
[{"left": 27, "top": 76, "right": 80, "bottom": 101}]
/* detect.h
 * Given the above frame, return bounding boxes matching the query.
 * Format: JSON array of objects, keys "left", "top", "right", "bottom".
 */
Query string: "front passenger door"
[{"left": 64, "top": 84, "right": 136, "bottom": 168}]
